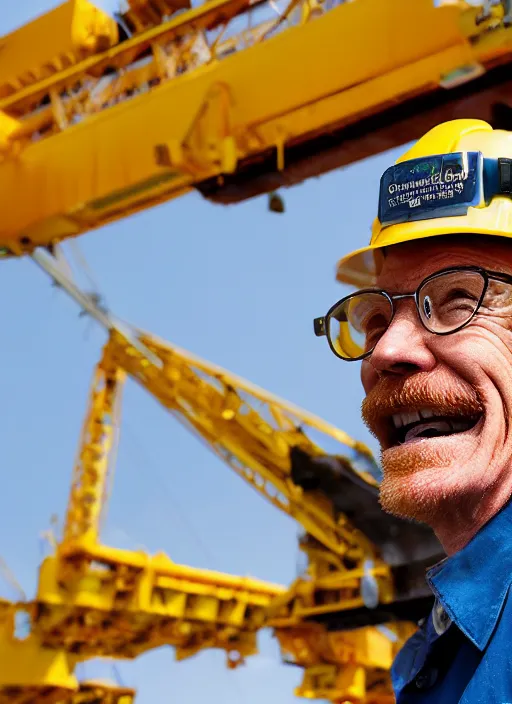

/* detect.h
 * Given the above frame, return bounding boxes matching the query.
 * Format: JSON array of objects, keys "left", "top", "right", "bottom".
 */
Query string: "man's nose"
[{"left": 370, "top": 305, "right": 436, "bottom": 376}]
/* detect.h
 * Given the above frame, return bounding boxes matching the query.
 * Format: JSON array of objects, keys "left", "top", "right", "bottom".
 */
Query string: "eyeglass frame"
[{"left": 313, "top": 265, "right": 512, "bottom": 362}]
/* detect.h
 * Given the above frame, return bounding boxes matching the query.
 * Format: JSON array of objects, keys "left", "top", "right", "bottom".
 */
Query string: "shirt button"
[
  {"left": 415, "top": 668, "right": 439, "bottom": 690},
  {"left": 432, "top": 599, "right": 452, "bottom": 635}
]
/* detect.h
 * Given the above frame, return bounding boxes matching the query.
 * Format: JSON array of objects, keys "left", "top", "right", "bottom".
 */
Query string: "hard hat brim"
[{"left": 335, "top": 198, "right": 512, "bottom": 287}]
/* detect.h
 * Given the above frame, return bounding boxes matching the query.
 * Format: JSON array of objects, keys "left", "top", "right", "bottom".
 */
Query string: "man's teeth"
[
  {"left": 392, "top": 409, "right": 434, "bottom": 428},
  {"left": 389, "top": 410, "right": 477, "bottom": 444}
]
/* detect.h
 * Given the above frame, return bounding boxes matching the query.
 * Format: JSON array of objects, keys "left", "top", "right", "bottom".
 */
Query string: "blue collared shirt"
[{"left": 392, "top": 499, "right": 512, "bottom": 702}]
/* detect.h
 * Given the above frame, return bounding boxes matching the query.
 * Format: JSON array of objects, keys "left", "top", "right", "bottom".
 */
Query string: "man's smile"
[
  {"left": 386, "top": 408, "right": 483, "bottom": 448},
  {"left": 361, "top": 375, "right": 485, "bottom": 453}
]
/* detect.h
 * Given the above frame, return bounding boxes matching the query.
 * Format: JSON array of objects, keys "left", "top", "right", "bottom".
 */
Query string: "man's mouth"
[{"left": 387, "top": 408, "right": 482, "bottom": 448}]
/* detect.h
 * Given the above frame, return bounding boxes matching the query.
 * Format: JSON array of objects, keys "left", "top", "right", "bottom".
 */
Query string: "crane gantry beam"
[{"left": 1, "top": 1, "right": 512, "bottom": 256}]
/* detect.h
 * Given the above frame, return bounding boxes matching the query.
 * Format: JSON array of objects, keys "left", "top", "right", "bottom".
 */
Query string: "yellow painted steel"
[
  {"left": 0, "top": 1, "right": 511, "bottom": 255},
  {"left": 123, "top": 0, "right": 192, "bottom": 32},
  {"left": 34, "top": 543, "right": 285, "bottom": 663},
  {"left": 0, "top": 0, "right": 118, "bottom": 100},
  {"left": 0, "top": 598, "right": 78, "bottom": 704},
  {"left": 276, "top": 621, "right": 416, "bottom": 704},
  {"left": 63, "top": 681, "right": 136, "bottom": 704},
  {"left": 0, "top": 597, "right": 135, "bottom": 702},
  {"left": 63, "top": 359, "right": 125, "bottom": 546}
]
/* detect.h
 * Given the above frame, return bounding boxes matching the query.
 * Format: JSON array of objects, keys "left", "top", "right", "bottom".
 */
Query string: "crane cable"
[
  {"left": 68, "top": 241, "right": 105, "bottom": 301},
  {"left": 0, "top": 555, "right": 26, "bottom": 602}
]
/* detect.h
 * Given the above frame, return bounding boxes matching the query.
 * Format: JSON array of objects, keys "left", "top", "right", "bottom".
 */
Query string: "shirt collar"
[{"left": 427, "top": 498, "right": 512, "bottom": 651}]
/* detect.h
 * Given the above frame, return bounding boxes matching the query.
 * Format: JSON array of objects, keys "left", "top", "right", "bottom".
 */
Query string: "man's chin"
[
  {"left": 379, "top": 470, "right": 441, "bottom": 524},
  {"left": 378, "top": 437, "right": 478, "bottom": 524}
]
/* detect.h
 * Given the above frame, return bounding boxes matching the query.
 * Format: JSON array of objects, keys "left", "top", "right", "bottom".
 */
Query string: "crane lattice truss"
[
  {"left": 0, "top": 0, "right": 512, "bottom": 255},
  {"left": 1, "top": 322, "right": 443, "bottom": 703}
]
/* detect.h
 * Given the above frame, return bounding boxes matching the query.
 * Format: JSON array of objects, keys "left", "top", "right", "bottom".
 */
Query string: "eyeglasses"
[{"left": 313, "top": 266, "right": 512, "bottom": 361}]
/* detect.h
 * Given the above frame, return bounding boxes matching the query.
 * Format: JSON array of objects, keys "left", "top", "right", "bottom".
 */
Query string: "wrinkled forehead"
[{"left": 375, "top": 234, "right": 512, "bottom": 292}]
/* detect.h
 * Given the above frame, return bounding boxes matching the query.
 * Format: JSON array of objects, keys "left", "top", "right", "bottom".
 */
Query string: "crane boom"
[
  {"left": 2, "top": 1, "right": 512, "bottom": 256},
  {"left": 104, "top": 327, "right": 380, "bottom": 559},
  {"left": 63, "top": 355, "right": 125, "bottom": 546}
]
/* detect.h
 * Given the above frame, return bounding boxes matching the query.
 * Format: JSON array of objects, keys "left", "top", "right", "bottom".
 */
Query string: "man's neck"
[{"left": 434, "top": 486, "right": 512, "bottom": 556}]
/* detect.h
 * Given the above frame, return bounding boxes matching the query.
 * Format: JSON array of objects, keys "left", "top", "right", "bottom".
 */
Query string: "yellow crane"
[{"left": 1, "top": 0, "right": 512, "bottom": 256}]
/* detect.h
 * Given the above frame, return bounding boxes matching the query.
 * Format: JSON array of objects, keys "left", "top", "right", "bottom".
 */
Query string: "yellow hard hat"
[{"left": 336, "top": 119, "right": 512, "bottom": 288}]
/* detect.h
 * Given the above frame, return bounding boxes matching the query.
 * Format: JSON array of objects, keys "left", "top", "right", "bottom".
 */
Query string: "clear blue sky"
[{"left": 1, "top": 3, "right": 408, "bottom": 702}]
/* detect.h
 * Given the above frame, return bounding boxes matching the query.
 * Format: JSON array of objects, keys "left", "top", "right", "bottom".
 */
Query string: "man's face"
[{"left": 361, "top": 236, "right": 512, "bottom": 529}]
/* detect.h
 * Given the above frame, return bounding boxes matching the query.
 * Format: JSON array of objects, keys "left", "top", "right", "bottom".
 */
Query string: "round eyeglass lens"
[
  {"left": 417, "top": 270, "right": 486, "bottom": 334},
  {"left": 328, "top": 292, "right": 393, "bottom": 359}
]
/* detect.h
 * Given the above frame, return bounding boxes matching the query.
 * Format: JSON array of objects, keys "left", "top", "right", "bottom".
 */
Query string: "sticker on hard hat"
[{"left": 378, "top": 152, "right": 482, "bottom": 227}]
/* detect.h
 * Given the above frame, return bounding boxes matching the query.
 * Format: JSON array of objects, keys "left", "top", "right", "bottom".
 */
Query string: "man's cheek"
[
  {"left": 436, "top": 336, "right": 500, "bottom": 389},
  {"left": 448, "top": 337, "right": 512, "bottom": 408},
  {"left": 444, "top": 340, "right": 512, "bottom": 458}
]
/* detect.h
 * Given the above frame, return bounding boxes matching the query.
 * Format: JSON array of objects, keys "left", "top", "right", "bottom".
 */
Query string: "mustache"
[{"left": 361, "top": 374, "right": 484, "bottom": 430}]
